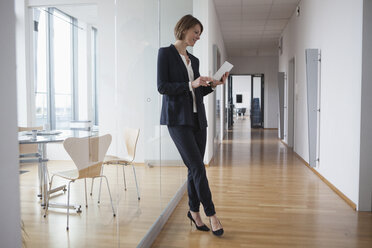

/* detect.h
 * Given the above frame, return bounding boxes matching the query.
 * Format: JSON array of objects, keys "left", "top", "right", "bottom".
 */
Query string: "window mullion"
[
  {"left": 92, "top": 27, "right": 98, "bottom": 125},
  {"left": 72, "top": 17, "right": 78, "bottom": 121},
  {"left": 47, "top": 8, "right": 56, "bottom": 130}
]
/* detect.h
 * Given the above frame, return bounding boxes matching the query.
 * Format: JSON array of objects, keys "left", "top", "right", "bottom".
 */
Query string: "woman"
[{"left": 157, "top": 14, "right": 228, "bottom": 236}]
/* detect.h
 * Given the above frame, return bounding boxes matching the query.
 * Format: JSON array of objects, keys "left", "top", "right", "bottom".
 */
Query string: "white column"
[{"left": 0, "top": 0, "right": 22, "bottom": 246}]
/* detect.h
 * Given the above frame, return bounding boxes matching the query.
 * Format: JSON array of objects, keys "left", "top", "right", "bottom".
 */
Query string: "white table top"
[{"left": 18, "top": 130, "right": 97, "bottom": 144}]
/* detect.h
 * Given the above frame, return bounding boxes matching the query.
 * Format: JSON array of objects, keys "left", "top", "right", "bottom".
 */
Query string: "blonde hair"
[{"left": 174, "top": 14, "right": 203, "bottom": 40}]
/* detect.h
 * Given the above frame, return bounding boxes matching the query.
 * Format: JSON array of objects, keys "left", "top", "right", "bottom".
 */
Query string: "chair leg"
[
  {"left": 122, "top": 165, "right": 127, "bottom": 191},
  {"left": 132, "top": 164, "right": 140, "bottom": 200},
  {"left": 49, "top": 175, "right": 55, "bottom": 190},
  {"left": 102, "top": 176, "right": 116, "bottom": 217},
  {"left": 98, "top": 165, "right": 104, "bottom": 204},
  {"left": 90, "top": 178, "right": 94, "bottom": 196},
  {"left": 84, "top": 178, "right": 88, "bottom": 208},
  {"left": 45, "top": 166, "right": 50, "bottom": 184},
  {"left": 66, "top": 180, "right": 73, "bottom": 231}
]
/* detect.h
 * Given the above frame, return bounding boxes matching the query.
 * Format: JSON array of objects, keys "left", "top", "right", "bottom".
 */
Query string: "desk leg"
[
  {"left": 38, "top": 143, "right": 49, "bottom": 216},
  {"left": 37, "top": 145, "right": 43, "bottom": 199}
]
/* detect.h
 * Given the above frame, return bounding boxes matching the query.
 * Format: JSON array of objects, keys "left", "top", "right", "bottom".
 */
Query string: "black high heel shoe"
[
  {"left": 187, "top": 211, "right": 210, "bottom": 232},
  {"left": 210, "top": 218, "right": 224, "bottom": 236}
]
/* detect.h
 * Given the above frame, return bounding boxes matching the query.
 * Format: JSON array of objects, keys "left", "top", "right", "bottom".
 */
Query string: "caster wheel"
[
  {"left": 85, "top": 205, "right": 88, "bottom": 208},
  {"left": 63, "top": 188, "right": 67, "bottom": 192},
  {"left": 113, "top": 214, "right": 116, "bottom": 217},
  {"left": 90, "top": 193, "right": 92, "bottom": 196},
  {"left": 66, "top": 227, "right": 69, "bottom": 231},
  {"left": 77, "top": 208, "right": 82, "bottom": 213},
  {"left": 97, "top": 201, "right": 100, "bottom": 204},
  {"left": 138, "top": 197, "right": 141, "bottom": 200}
]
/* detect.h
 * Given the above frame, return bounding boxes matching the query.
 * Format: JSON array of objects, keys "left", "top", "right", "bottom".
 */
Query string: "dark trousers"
[{"left": 167, "top": 114, "right": 216, "bottom": 216}]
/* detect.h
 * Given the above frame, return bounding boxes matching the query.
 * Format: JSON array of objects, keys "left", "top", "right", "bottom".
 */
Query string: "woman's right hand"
[{"left": 192, "top": 76, "right": 213, "bottom": 88}]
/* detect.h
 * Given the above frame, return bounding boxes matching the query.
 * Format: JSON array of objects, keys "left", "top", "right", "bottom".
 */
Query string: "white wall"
[
  {"left": 194, "top": 0, "right": 227, "bottom": 164},
  {"left": 359, "top": 0, "right": 372, "bottom": 211},
  {"left": 0, "top": 0, "right": 22, "bottom": 246},
  {"left": 279, "top": 0, "right": 363, "bottom": 206},
  {"left": 232, "top": 75, "right": 251, "bottom": 111},
  {"left": 229, "top": 56, "right": 279, "bottom": 128}
]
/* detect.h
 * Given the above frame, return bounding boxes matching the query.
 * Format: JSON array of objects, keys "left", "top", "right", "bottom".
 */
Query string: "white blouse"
[{"left": 179, "top": 54, "right": 197, "bottom": 113}]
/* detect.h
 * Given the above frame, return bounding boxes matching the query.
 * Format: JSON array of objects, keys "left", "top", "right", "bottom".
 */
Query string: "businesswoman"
[{"left": 157, "top": 14, "right": 228, "bottom": 236}]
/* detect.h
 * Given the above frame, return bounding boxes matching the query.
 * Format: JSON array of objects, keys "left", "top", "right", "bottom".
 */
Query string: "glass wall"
[{"left": 19, "top": 0, "right": 190, "bottom": 246}]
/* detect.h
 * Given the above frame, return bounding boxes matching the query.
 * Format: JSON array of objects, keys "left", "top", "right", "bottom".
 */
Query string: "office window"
[
  {"left": 33, "top": 7, "right": 99, "bottom": 129},
  {"left": 33, "top": 8, "right": 75, "bottom": 129},
  {"left": 53, "top": 9, "right": 74, "bottom": 129},
  {"left": 34, "top": 9, "right": 48, "bottom": 126}
]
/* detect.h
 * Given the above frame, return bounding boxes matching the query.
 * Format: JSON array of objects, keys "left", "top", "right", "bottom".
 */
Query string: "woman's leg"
[{"left": 168, "top": 125, "right": 216, "bottom": 217}]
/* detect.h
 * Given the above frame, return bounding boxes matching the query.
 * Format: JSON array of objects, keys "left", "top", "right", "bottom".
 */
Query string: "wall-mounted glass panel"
[
  {"left": 278, "top": 72, "right": 285, "bottom": 139},
  {"left": 305, "top": 49, "right": 320, "bottom": 167}
]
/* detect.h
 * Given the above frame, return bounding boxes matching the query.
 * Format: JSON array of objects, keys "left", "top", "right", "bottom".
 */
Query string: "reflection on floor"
[
  {"left": 153, "top": 118, "right": 372, "bottom": 248},
  {"left": 20, "top": 161, "right": 186, "bottom": 247}
]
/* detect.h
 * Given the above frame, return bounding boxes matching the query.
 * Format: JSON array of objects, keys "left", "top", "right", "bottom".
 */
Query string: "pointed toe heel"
[
  {"left": 187, "top": 211, "right": 210, "bottom": 232},
  {"left": 210, "top": 219, "right": 224, "bottom": 237},
  {"left": 212, "top": 228, "right": 224, "bottom": 236}
]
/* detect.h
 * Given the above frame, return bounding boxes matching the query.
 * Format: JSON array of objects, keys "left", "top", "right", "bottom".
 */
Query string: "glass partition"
[
  {"left": 19, "top": 0, "right": 190, "bottom": 246},
  {"left": 158, "top": 0, "right": 191, "bottom": 210}
]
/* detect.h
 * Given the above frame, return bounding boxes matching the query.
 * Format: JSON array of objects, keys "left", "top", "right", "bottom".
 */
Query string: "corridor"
[{"left": 153, "top": 118, "right": 372, "bottom": 248}]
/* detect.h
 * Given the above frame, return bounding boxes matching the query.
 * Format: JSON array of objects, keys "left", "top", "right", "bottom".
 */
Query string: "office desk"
[{"left": 19, "top": 130, "right": 95, "bottom": 216}]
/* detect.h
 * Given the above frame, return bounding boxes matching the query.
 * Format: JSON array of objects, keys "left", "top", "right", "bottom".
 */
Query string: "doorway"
[{"left": 227, "top": 74, "right": 265, "bottom": 129}]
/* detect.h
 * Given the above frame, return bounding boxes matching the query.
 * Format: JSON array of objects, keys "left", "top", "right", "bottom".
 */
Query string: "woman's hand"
[
  {"left": 211, "top": 72, "right": 229, "bottom": 87},
  {"left": 192, "top": 76, "right": 213, "bottom": 88}
]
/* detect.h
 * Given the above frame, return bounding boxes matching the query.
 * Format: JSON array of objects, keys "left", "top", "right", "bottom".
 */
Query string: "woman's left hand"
[{"left": 211, "top": 72, "right": 229, "bottom": 87}]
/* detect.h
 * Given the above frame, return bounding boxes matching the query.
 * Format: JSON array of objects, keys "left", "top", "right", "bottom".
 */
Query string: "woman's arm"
[{"left": 157, "top": 48, "right": 189, "bottom": 96}]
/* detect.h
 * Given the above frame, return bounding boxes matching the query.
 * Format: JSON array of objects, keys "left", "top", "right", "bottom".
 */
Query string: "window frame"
[{"left": 33, "top": 7, "right": 78, "bottom": 130}]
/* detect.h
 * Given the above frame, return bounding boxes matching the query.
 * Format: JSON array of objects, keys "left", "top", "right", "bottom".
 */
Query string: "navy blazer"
[{"left": 157, "top": 44, "right": 213, "bottom": 128}]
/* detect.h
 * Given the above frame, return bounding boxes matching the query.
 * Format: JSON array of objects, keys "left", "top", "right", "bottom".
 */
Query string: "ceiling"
[
  {"left": 213, "top": 0, "right": 301, "bottom": 57},
  {"left": 58, "top": 5, "right": 97, "bottom": 27}
]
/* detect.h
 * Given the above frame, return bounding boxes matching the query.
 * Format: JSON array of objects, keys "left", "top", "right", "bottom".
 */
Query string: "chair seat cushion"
[{"left": 104, "top": 155, "right": 133, "bottom": 165}]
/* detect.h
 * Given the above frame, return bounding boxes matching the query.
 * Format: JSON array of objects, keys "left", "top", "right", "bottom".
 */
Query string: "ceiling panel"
[
  {"left": 242, "top": 4, "right": 272, "bottom": 14},
  {"left": 214, "top": 0, "right": 242, "bottom": 5},
  {"left": 274, "top": 0, "right": 300, "bottom": 4},
  {"left": 241, "top": 19, "right": 267, "bottom": 26},
  {"left": 242, "top": 0, "right": 273, "bottom": 5},
  {"left": 213, "top": 0, "right": 300, "bottom": 57}
]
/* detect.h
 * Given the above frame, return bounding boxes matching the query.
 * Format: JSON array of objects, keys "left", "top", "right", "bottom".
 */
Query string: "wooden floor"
[
  {"left": 152, "top": 118, "right": 372, "bottom": 248},
  {"left": 20, "top": 160, "right": 187, "bottom": 247}
]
